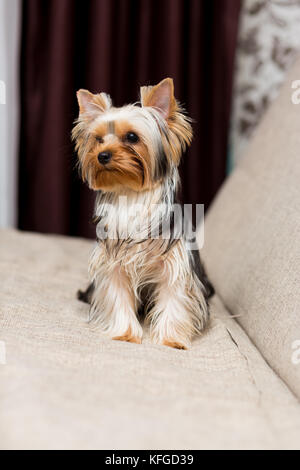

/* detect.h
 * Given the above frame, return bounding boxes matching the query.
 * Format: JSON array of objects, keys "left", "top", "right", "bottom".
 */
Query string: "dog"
[{"left": 72, "top": 78, "right": 214, "bottom": 349}]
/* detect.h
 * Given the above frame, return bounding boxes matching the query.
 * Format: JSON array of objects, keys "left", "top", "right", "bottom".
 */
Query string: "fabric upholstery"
[
  {"left": 202, "top": 57, "right": 300, "bottom": 399},
  {"left": 0, "top": 230, "right": 300, "bottom": 450}
]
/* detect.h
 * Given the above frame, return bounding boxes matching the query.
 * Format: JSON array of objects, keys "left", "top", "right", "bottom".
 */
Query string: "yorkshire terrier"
[{"left": 72, "top": 78, "right": 214, "bottom": 349}]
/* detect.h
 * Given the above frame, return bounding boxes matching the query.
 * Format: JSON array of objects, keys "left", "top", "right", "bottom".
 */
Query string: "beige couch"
[{"left": 1, "top": 59, "right": 300, "bottom": 451}]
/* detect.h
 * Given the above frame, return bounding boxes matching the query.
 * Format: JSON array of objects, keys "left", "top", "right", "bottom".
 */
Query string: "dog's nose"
[{"left": 98, "top": 151, "right": 112, "bottom": 165}]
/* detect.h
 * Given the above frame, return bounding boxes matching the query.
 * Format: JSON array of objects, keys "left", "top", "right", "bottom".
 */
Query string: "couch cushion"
[
  {"left": 0, "top": 229, "right": 300, "bottom": 449},
  {"left": 201, "top": 57, "right": 300, "bottom": 398}
]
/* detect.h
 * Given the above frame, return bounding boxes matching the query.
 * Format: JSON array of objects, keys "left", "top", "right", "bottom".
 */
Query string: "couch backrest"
[{"left": 201, "top": 57, "right": 300, "bottom": 398}]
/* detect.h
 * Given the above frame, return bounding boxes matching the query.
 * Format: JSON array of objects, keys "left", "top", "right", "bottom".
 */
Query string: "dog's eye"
[
  {"left": 125, "top": 132, "right": 139, "bottom": 144},
  {"left": 96, "top": 136, "right": 103, "bottom": 144}
]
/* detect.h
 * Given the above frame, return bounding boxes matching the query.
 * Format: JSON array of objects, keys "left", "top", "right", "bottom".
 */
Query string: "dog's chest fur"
[{"left": 89, "top": 184, "right": 191, "bottom": 290}]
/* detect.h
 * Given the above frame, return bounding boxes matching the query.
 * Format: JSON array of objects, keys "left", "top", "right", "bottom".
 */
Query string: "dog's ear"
[
  {"left": 140, "top": 78, "right": 175, "bottom": 120},
  {"left": 76, "top": 89, "right": 112, "bottom": 115}
]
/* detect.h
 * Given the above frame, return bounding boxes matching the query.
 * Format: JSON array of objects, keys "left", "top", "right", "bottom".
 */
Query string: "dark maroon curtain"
[{"left": 19, "top": 0, "right": 240, "bottom": 238}]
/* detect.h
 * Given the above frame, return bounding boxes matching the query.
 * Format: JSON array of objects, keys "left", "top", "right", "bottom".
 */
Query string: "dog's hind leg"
[{"left": 77, "top": 282, "right": 95, "bottom": 304}]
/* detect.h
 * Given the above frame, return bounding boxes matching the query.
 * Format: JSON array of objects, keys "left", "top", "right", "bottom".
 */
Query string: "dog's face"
[{"left": 72, "top": 78, "right": 192, "bottom": 192}]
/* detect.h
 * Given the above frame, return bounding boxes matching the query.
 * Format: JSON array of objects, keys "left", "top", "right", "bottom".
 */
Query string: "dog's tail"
[{"left": 190, "top": 249, "right": 215, "bottom": 300}]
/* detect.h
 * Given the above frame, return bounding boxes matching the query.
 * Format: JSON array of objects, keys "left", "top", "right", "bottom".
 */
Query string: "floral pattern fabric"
[{"left": 231, "top": 0, "right": 300, "bottom": 165}]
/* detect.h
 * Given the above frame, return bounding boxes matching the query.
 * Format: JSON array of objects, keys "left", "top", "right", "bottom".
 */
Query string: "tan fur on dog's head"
[{"left": 72, "top": 78, "right": 192, "bottom": 192}]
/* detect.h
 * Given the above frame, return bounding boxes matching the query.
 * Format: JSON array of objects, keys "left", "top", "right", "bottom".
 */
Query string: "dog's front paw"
[
  {"left": 149, "top": 315, "right": 191, "bottom": 350},
  {"left": 162, "top": 339, "right": 188, "bottom": 350},
  {"left": 112, "top": 327, "right": 142, "bottom": 344}
]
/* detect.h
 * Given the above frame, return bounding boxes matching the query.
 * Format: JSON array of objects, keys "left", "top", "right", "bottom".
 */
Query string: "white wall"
[{"left": 0, "top": 0, "right": 21, "bottom": 228}]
